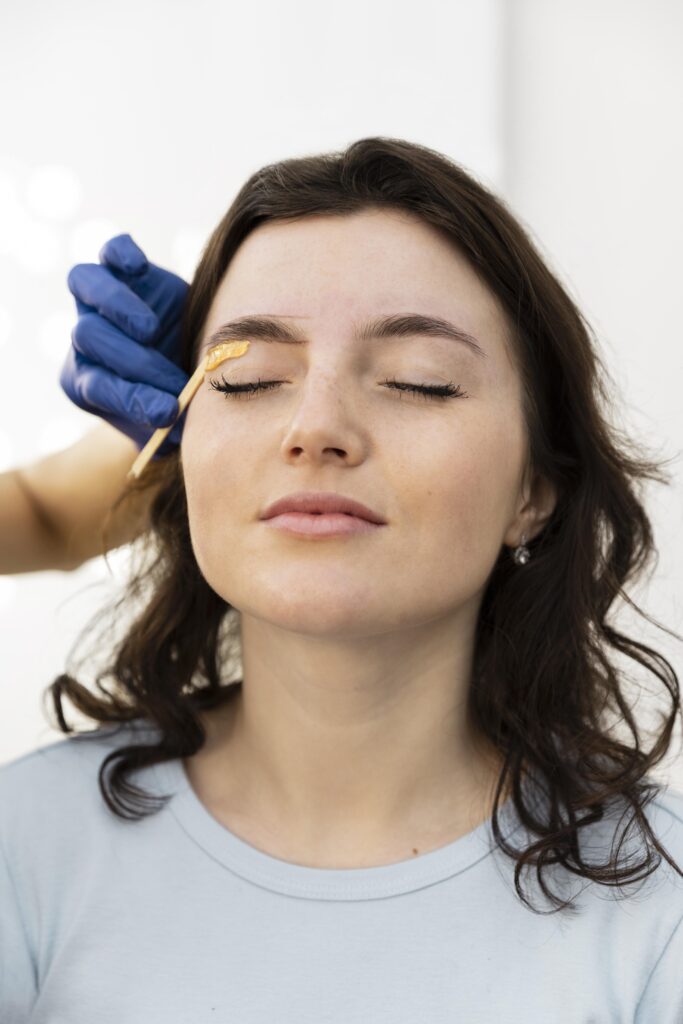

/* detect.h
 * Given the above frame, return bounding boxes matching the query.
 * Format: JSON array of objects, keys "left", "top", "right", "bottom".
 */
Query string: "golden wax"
[
  {"left": 126, "top": 338, "right": 251, "bottom": 480},
  {"left": 205, "top": 339, "right": 250, "bottom": 370}
]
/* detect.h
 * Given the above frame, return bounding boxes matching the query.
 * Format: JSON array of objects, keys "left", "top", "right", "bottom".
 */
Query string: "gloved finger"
[
  {"left": 71, "top": 312, "right": 188, "bottom": 394},
  {"left": 103, "top": 262, "right": 188, "bottom": 362},
  {"left": 61, "top": 349, "right": 180, "bottom": 427},
  {"left": 103, "top": 410, "right": 185, "bottom": 454},
  {"left": 98, "top": 233, "right": 149, "bottom": 276},
  {"left": 156, "top": 409, "right": 186, "bottom": 452},
  {"left": 67, "top": 263, "right": 159, "bottom": 343},
  {"left": 58, "top": 345, "right": 93, "bottom": 413}
]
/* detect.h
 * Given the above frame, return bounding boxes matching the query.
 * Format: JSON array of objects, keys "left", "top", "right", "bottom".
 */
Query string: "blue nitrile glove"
[{"left": 60, "top": 233, "right": 190, "bottom": 457}]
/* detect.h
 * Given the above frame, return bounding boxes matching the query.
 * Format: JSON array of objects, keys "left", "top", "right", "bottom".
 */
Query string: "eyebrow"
[{"left": 202, "top": 313, "right": 487, "bottom": 359}]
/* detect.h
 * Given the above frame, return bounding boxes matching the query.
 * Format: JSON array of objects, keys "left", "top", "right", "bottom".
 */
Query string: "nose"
[{"left": 278, "top": 369, "right": 366, "bottom": 466}]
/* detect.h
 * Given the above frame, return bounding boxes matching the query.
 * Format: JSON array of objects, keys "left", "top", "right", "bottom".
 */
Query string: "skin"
[
  {"left": 0, "top": 423, "right": 157, "bottom": 574},
  {"left": 179, "top": 207, "right": 557, "bottom": 868}
]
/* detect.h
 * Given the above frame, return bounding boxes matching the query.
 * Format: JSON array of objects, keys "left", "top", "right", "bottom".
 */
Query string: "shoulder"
[
  {"left": 592, "top": 782, "right": 683, "bottom": 938},
  {"left": 510, "top": 778, "right": 683, "bottom": 927},
  {"left": 0, "top": 718, "right": 162, "bottom": 836},
  {"left": 641, "top": 783, "right": 683, "bottom": 874},
  {"left": 0, "top": 717, "right": 160, "bottom": 778},
  {"left": 592, "top": 781, "right": 683, "bottom": 896},
  {"left": 629, "top": 784, "right": 683, "bottom": 1021}
]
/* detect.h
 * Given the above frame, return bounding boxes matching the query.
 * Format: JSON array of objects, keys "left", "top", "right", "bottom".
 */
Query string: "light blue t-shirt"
[{"left": 1, "top": 719, "right": 682, "bottom": 1023}]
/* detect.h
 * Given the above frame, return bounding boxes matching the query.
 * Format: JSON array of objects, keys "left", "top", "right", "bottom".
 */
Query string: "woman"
[{"left": 2, "top": 136, "right": 682, "bottom": 1022}]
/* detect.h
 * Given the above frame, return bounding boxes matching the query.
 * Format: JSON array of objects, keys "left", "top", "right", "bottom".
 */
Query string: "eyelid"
[{"left": 208, "top": 374, "right": 467, "bottom": 401}]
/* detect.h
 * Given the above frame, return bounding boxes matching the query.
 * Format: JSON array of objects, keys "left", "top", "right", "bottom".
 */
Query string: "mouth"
[
  {"left": 262, "top": 511, "right": 385, "bottom": 538},
  {"left": 260, "top": 491, "right": 386, "bottom": 525}
]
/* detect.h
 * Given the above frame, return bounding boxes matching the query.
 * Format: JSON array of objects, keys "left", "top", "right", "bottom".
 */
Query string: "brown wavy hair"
[{"left": 45, "top": 136, "right": 683, "bottom": 915}]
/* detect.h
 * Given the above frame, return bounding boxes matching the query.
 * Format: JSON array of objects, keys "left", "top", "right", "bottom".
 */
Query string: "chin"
[{"left": 239, "top": 595, "right": 388, "bottom": 638}]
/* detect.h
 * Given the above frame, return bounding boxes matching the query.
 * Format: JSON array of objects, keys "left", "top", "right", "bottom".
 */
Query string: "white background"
[{"left": 0, "top": 0, "right": 681, "bottom": 792}]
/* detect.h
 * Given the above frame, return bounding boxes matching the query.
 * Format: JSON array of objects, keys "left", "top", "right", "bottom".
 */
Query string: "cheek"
[
  {"left": 410, "top": 415, "right": 524, "bottom": 557},
  {"left": 182, "top": 390, "right": 259, "bottom": 479},
  {"left": 180, "top": 402, "right": 248, "bottom": 562}
]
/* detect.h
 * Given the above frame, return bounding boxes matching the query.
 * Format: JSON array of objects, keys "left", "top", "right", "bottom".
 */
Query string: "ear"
[{"left": 503, "top": 469, "right": 558, "bottom": 548}]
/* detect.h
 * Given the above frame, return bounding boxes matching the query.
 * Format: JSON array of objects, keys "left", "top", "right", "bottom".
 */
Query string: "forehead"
[
  {"left": 198, "top": 210, "right": 515, "bottom": 376},
  {"left": 213, "top": 210, "right": 498, "bottom": 312}
]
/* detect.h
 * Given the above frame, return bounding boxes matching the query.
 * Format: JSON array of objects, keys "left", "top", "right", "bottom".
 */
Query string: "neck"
[{"left": 185, "top": 611, "right": 509, "bottom": 864}]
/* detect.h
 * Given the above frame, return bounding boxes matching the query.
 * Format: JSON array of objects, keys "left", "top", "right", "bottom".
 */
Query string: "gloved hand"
[{"left": 60, "top": 233, "right": 191, "bottom": 457}]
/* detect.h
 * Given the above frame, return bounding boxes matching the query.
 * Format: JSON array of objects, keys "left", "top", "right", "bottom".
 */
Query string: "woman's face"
[{"left": 181, "top": 208, "right": 532, "bottom": 637}]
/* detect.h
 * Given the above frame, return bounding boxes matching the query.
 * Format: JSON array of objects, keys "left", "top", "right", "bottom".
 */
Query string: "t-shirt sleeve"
[
  {"left": 0, "top": 832, "right": 38, "bottom": 1023},
  {"left": 634, "top": 912, "right": 683, "bottom": 1023}
]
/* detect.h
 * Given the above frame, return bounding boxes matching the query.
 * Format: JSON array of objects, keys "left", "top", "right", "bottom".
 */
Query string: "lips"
[{"left": 260, "top": 491, "right": 386, "bottom": 525}]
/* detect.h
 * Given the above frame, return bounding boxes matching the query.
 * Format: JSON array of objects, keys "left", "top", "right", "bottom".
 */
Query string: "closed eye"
[{"left": 208, "top": 376, "right": 468, "bottom": 402}]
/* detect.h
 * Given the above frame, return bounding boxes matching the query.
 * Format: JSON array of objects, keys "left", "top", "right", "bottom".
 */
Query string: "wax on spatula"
[{"left": 126, "top": 339, "right": 251, "bottom": 481}]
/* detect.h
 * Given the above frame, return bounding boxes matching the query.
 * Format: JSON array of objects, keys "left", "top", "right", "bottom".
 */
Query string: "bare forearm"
[
  {"left": 0, "top": 422, "right": 160, "bottom": 574},
  {"left": 0, "top": 468, "right": 68, "bottom": 573}
]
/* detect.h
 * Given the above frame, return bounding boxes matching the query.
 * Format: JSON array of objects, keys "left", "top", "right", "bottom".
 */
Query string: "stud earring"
[{"left": 513, "top": 533, "right": 530, "bottom": 566}]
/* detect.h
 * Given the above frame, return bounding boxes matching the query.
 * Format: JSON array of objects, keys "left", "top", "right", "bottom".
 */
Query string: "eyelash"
[{"left": 208, "top": 375, "right": 468, "bottom": 402}]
